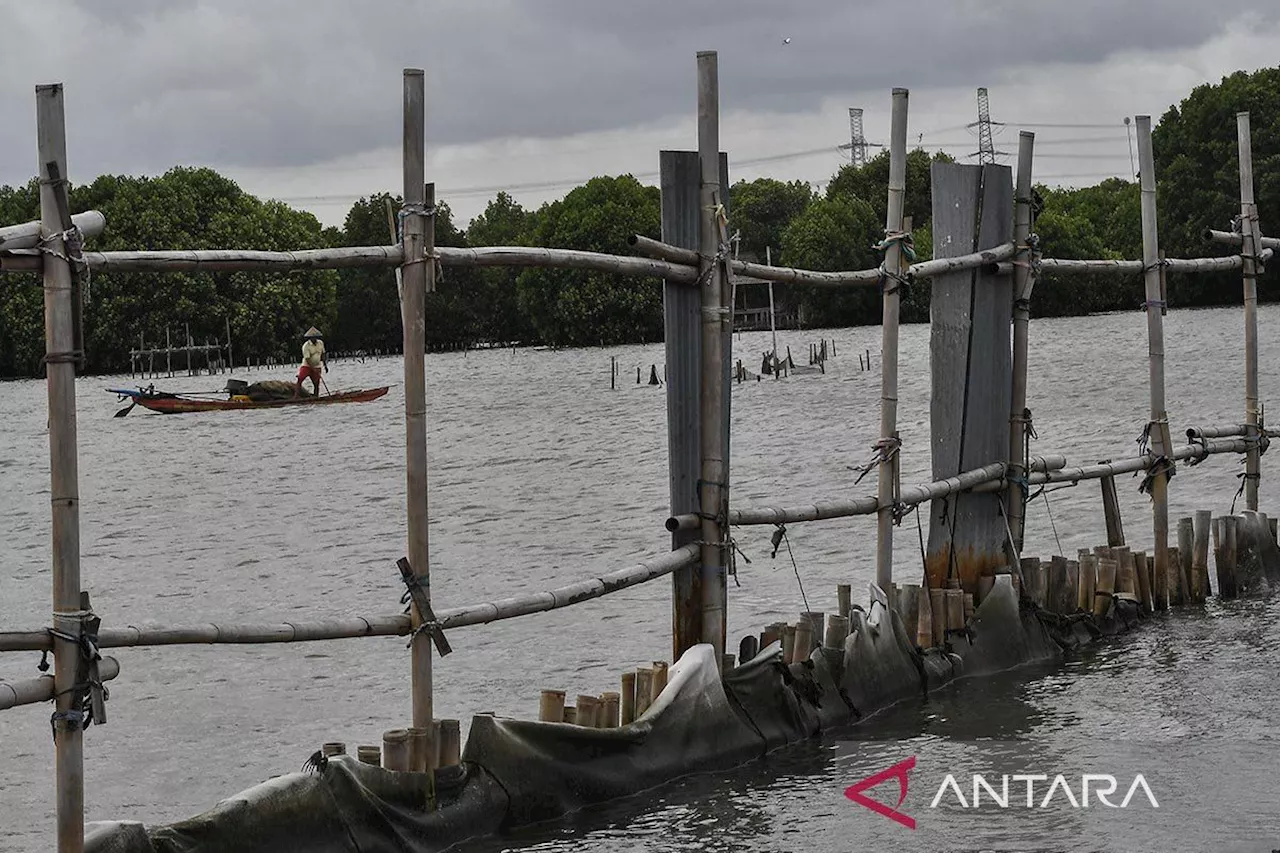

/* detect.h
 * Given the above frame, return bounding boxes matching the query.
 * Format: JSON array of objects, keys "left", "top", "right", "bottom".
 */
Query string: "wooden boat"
[{"left": 107, "top": 384, "right": 390, "bottom": 415}]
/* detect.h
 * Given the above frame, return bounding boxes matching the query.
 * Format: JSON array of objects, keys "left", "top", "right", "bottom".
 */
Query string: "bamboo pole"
[
  {"left": 1192, "top": 510, "right": 1212, "bottom": 603},
  {"left": 0, "top": 657, "right": 119, "bottom": 711},
  {"left": 766, "top": 246, "right": 778, "bottom": 364},
  {"left": 906, "top": 242, "right": 1014, "bottom": 280},
  {"left": 1136, "top": 115, "right": 1172, "bottom": 614},
  {"left": 1007, "top": 131, "right": 1036, "bottom": 557},
  {"left": 0, "top": 545, "right": 700, "bottom": 653},
  {"left": 35, "top": 82, "right": 86, "bottom": 853},
  {"left": 402, "top": 69, "right": 434, "bottom": 737},
  {"left": 1237, "top": 112, "right": 1261, "bottom": 512},
  {"left": 1100, "top": 473, "right": 1125, "bottom": 546},
  {"left": 991, "top": 253, "right": 1269, "bottom": 276},
  {"left": 0, "top": 210, "right": 104, "bottom": 250},
  {"left": 1204, "top": 228, "right": 1280, "bottom": 251},
  {"left": 875, "top": 87, "right": 909, "bottom": 592},
  {"left": 696, "top": 50, "right": 727, "bottom": 666},
  {"left": 1187, "top": 425, "right": 1248, "bottom": 439}
]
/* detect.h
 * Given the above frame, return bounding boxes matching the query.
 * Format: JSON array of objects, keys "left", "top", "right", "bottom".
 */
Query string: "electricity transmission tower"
[
  {"left": 973, "top": 87, "right": 997, "bottom": 165},
  {"left": 847, "top": 107, "right": 867, "bottom": 167}
]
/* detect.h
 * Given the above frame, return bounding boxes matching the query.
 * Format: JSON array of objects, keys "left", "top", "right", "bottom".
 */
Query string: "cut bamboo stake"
[
  {"left": 562, "top": 707, "right": 576, "bottom": 725},
  {"left": 1220, "top": 516, "right": 1239, "bottom": 598},
  {"left": 1050, "top": 556, "right": 1070, "bottom": 613},
  {"left": 1192, "top": 510, "right": 1212, "bottom": 603},
  {"left": 929, "top": 588, "right": 945, "bottom": 647},
  {"left": 357, "top": 746, "right": 381, "bottom": 766},
  {"left": 322, "top": 742, "right": 346, "bottom": 758},
  {"left": 1093, "top": 558, "right": 1118, "bottom": 619},
  {"left": 963, "top": 593, "right": 975, "bottom": 624},
  {"left": 696, "top": 51, "right": 728, "bottom": 668},
  {"left": 1066, "top": 560, "right": 1081, "bottom": 613},
  {"left": 1007, "top": 131, "right": 1036, "bottom": 557},
  {"left": 901, "top": 583, "right": 920, "bottom": 632},
  {"left": 539, "top": 689, "right": 565, "bottom": 722},
  {"left": 1176, "top": 518, "right": 1194, "bottom": 606},
  {"left": 651, "top": 660, "right": 669, "bottom": 705},
  {"left": 620, "top": 672, "right": 636, "bottom": 725},
  {"left": 438, "top": 720, "right": 460, "bottom": 766},
  {"left": 401, "top": 69, "right": 434, "bottom": 742},
  {"left": 35, "top": 82, "right": 86, "bottom": 853},
  {"left": 1133, "top": 551, "right": 1153, "bottom": 612},
  {"left": 1021, "top": 557, "right": 1043, "bottom": 606},
  {"left": 1078, "top": 555, "right": 1097, "bottom": 613},
  {"left": 574, "top": 695, "right": 598, "bottom": 728},
  {"left": 382, "top": 730, "right": 410, "bottom": 771},
  {"left": 824, "top": 614, "right": 850, "bottom": 650},
  {"left": 782, "top": 624, "right": 797, "bottom": 663},
  {"left": 793, "top": 618, "right": 813, "bottom": 662},
  {"left": 944, "top": 589, "right": 964, "bottom": 635},
  {"left": 407, "top": 727, "right": 430, "bottom": 772},
  {"left": 1137, "top": 114, "right": 1172, "bottom": 615},
  {"left": 634, "top": 668, "right": 654, "bottom": 718},
  {"left": 1116, "top": 549, "right": 1136, "bottom": 596},
  {"left": 916, "top": 584, "right": 934, "bottom": 649},
  {"left": 1237, "top": 112, "right": 1262, "bottom": 512},
  {"left": 837, "top": 583, "right": 852, "bottom": 619},
  {"left": 875, "top": 86, "right": 910, "bottom": 592},
  {"left": 600, "top": 692, "right": 620, "bottom": 728},
  {"left": 801, "top": 611, "right": 825, "bottom": 647}
]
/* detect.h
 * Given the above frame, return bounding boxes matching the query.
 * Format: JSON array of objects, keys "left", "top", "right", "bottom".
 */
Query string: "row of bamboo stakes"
[{"left": 319, "top": 718, "right": 464, "bottom": 773}]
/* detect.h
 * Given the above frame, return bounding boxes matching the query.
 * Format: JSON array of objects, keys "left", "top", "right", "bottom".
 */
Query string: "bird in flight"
[{"left": 782, "top": 37, "right": 792, "bottom": 44}]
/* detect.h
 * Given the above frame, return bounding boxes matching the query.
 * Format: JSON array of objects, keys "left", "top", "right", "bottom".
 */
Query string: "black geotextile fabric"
[{"left": 85, "top": 580, "right": 1158, "bottom": 853}]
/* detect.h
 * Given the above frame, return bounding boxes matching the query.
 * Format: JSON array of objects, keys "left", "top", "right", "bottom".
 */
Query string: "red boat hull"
[{"left": 134, "top": 386, "right": 390, "bottom": 414}]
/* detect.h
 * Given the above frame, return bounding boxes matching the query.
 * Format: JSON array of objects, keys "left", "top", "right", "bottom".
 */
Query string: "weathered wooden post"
[
  {"left": 36, "top": 81, "right": 88, "bottom": 853},
  {"left": 874, "top": 87, "right": 909, "bottom": 592},
  {"left": 1100, "top": 473, "right": 1125, "bottom": 547},
  {"left": 401, "top": 68, "right": 435, "bottom": 738},
  {"left": 1136, "top": 115, "right": 1173, "bottom": 608},
  {"left": 926, "top": 159, "right": 1014, "bottom": 594},
  {"left": 1237, "top": 112, "right": 1262, "bottom": 511},
  {"left": 1007, "top": 131, "right": 1036, "bottom": 557}
]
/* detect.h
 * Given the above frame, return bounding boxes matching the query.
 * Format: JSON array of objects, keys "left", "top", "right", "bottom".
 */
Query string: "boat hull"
[{"left": 123, "top": 387, "right": 390, "bottom": 414}]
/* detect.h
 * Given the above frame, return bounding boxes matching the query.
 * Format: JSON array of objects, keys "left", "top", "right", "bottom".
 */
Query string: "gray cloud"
[{"left": 0, "top": 0, "right": 1272, "bottom": 189}]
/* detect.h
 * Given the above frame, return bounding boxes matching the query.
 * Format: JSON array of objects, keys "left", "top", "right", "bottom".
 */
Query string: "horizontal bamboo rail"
[
  {"left": 0, "top": 657, "right": 120, "bottom": 711},
  {"left": 630, "top": 233, "right": 1015, "bottom": 287},
  {"left": 1187, "top": 424, "right": 1247, "bottom": 440},
  {"left": 1022, "top": 438, "right": 1250, "bottom": 487},
  {"left": 0, "top": 545, "right": 699, "bottom": 653},
  {"left": 1204, "top": 228, "right": 1280, "bottom": 252},
  {"left": 0, "top": 210, "right": 106, "bottom": 250},
  {"left": 726, "top": 462, "right": 1006, "bottom": 526},
  {"left": 436, "top": 246, "right": 696, "bottom": 282},
  {"left": 668, "top": 454, "right": 1066, "bottom": 531},
  {"left": 993, "top": 250, "right": 1272, "bottom": 277}
]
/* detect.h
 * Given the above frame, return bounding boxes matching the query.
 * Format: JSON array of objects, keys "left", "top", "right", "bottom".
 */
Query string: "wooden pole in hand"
[
  {"left": 1237, "top": 112, "right": 1261, "bottom": 511},
  {"left": 37, "top": 81, "right": 85, "bottom": 853},
  {"left": 401, "top": 68, "right": 434, "bottom": 734},
  {"left": 696, "top": 50, "right": 728, "bottom": 666},
  {"left": 1136, "top": 115, "right": 1172, "bottom": 606},
  {"left": 1007, "top": 131, "right": 1036, "bottom": 558},
  {"left": 875, "top": 87, "right": 909, "bottom": 592}
]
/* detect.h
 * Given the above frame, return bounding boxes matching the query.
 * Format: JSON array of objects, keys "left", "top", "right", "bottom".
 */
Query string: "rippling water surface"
[{"left": 2, "top": 306, "right": 1279, "bottom": 852}]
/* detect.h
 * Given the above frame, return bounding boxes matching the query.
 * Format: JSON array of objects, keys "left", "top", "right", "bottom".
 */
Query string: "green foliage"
[
  {"left": 779, "top": 195, "right": 882, "bottom": 328},
  {"left": 728, "top": 178, "right": 814, "bottom": 260},
  {"left": 515, "top": 175, "right": 662, "bottom": 347},
  {"left": 465, "top": 192, "right": 535, "bottom": 344},
  {"left": 1153, "top": 66, "right": 1280, "bottom": 304},
  {"left": 826, "top": 148, "right": 952, "bottom": 228}
]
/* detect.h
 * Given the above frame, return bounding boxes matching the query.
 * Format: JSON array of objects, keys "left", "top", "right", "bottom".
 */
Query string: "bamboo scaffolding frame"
[
  {"left": 0, "top": 546, "right": 700, "bottom": 653},
  {"left": 0, "top": 658, "right": 120, "bottom": 711},
  {"left": 0, "top": 210, "right": 105, "bottom": 250}
]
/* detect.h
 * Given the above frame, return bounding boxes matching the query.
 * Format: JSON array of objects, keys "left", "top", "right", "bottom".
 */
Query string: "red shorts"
[{"left": 298, "top": 364, "right": 322, "bottom": 383}]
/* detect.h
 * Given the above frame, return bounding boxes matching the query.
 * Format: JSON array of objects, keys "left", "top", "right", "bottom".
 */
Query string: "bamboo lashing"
[{"left": 0, "top": 210, "right": 105, "bottom": 250}]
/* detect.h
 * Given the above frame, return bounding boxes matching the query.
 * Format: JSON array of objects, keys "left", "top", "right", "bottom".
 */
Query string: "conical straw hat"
[{"left": 303, "top": 327, "right": 322, "bottom": 339}]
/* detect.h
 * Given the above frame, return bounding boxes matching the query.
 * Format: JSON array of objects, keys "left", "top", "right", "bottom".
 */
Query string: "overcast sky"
[{"left": 1, "top": 1, "right": 1277, "bottom": 230}]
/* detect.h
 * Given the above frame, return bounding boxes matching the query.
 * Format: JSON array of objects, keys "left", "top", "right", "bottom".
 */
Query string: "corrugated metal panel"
[{"left": 926, "top": 162, "right": 1014, "bottom": 594}]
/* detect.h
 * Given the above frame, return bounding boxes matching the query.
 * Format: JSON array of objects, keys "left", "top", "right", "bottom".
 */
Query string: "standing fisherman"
[{"left": 295, "top": 326, "right": 327, "bottom": 397}]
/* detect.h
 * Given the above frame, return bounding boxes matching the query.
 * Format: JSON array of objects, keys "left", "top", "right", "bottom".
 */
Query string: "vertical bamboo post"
[
  {"left": 1093, "top": 558, "right": 1117, "bottom": 619},
  {"left": 696, "top": 51, "right": 728, "bottom": 666},
  {"left": 837, "top": 583, "right": 852, "bottom": 619},
  {"left": 875, "top": 87, "right": 910, "bottom": 592},
  {"left": 620, "top": 672, "right": 636, "bottom": 725},
  {"left": 1007, "top": 131, "right": 1036, "bottom": 557},
  {"left": 634, "top": 668, "right": 654, "bottom": 718},
  {"left": 1220, "top": 515, "right": 1239, "bottom": 598},
  {"left": 1236, "top": 113, "right": 1262, "bottom": 510},
  {"left": 1176, "top": 517, "right": 1194, "bottom": 606},
  {"left": 1136, "top": 114, "right": 1172, "bottom": 607},
  {"left": 37, "top": 81, "right": 85, "bottom": 853},
  {"left": 401, "top": 68, "right": 434, "bottom": 735},
  {"left": 382, "top": 730, "right": 410, "bottom": 771},
  {"left": 539, "top": 689, "right": 565, "bottom": 722}
]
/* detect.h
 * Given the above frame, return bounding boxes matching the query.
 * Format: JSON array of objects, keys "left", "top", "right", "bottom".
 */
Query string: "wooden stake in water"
[
  {"left": 36, "top": 82, "right": 88, "bottom": 853},
  {"left": 1231, "top": 113, "right": 1263, "bottom": 511},
  {"left": 401, "top": 69, "right": 435, "bottom": 738},
  {"left": 875, "top": 88, "right": 910, "bottom": 592},
  {"left": 1192, "top": 510, "right": 1211, "bottom": 603},
  {"left": 1007, "top": 131, "right": 1036, "bottom": 556},
  {"left": 1136, "top": 114, "right": 1173, "bottom": 623}
]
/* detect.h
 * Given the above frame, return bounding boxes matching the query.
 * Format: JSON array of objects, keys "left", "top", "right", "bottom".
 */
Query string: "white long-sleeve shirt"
[{"left": 302, "top": 339, "right": 325, "bottom": 368}]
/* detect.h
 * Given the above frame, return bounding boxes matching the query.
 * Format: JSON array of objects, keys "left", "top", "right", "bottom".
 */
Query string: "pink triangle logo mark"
[{"left": 844, "top": 756, "right": 917, "bottom": 829}]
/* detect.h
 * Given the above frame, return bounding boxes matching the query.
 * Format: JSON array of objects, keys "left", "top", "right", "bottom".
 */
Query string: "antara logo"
[{"left": 845, "top": 757, "right": 1159, "bottom": 829}]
